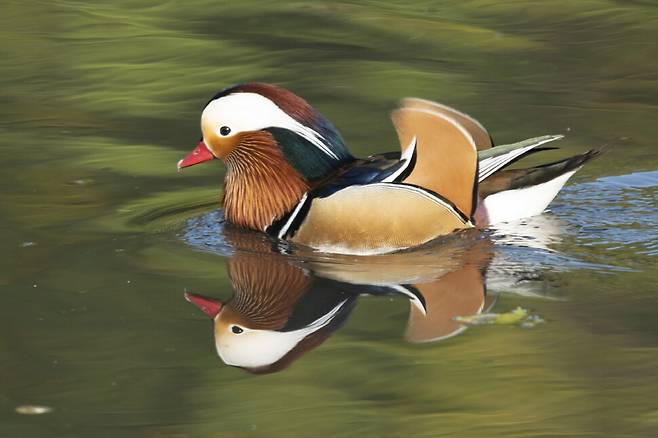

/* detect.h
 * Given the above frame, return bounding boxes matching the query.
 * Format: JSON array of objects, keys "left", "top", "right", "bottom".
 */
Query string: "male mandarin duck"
[{"left": 178, "top": 83, "right": 599, "bottom": 254}]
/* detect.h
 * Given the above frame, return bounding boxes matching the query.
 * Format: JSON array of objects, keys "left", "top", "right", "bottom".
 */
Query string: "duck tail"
[{"left": 475, "top": 149, "right": 602, "bottom": 225}]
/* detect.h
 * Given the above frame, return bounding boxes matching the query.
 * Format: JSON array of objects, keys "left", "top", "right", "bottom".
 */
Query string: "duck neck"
[{"left": 223, "top": 132, "right": 309, "bottom": 231}]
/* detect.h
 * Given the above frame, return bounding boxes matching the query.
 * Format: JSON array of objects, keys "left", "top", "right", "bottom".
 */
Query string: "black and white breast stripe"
[{"left": 266, "top": 193, "right": 313, "bottom": 240}]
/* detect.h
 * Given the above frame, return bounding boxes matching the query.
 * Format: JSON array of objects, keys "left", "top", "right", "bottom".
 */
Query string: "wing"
[
  {"left": 401, "top": 98, "right": 493, "bottom": 150},
  {"left": 310, "top": 153, "right": 403, "bottom": 197},
  {"left": 477, "top": 135, "right": 563, "bottom": 182},
  {"left": 391, "top": 106, "right": 478, "bottom": 218}
]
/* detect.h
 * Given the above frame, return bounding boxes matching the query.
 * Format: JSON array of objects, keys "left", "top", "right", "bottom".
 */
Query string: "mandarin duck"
[
  {"left": 179, "top": 83, "right": 599, "bottom": 254},
  {"left": 184, "top": 230, "right": 494, "bottom": 373}
]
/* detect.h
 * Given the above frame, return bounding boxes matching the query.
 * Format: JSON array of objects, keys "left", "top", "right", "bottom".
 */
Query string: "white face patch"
[
  {"left": 214, "top": 300, "right": 347, "bottom": 368},
  {"left": 202, "top": 92, "right": 339, "bottom": 160}
]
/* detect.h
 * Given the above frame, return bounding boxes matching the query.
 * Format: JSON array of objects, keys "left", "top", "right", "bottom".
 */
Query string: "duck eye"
[
  {"left": 231, "top": 325, "right": 243, "bottom": 334},
  {"left": 219, "top": 126, "right": 231, "bottom": 136}
]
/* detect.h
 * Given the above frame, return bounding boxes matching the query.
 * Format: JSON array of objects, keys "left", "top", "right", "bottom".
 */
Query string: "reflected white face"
[
  {"left": 201, "top": 93, "right": 338, "bottom": 160},
  {"left": 214, "top": 325, "right": 314, "bottom": 368},
  {"left": 213, "top": 300, "right": 347, "bottom": 368}
]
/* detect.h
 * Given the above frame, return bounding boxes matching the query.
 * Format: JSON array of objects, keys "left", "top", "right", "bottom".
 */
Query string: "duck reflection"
[{"left": 185, "top": 228, "right": 493, "bottom": 374}]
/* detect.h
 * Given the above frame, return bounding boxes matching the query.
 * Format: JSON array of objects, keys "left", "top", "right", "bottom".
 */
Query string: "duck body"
[{"left": 179, "top": 83, "right": 599, "bottom": 254}]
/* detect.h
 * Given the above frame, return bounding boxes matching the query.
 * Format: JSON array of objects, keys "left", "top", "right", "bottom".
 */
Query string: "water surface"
[{"left": 1, "top": 1, "right": 657, "bottom": 436}]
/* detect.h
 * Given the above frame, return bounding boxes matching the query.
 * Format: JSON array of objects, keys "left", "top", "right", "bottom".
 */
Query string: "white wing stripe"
[
  {"left": 382, "top": 137, "right": 417, "bottom": 183},
  {"left": 389, "top": 285, "right": 427, "bottom": 315},
  {"left": 479, "top": 145, "right": 536, "bottom": 181},
  {"left": 478, "top": 137, "right": 562, "bottom": 182}
]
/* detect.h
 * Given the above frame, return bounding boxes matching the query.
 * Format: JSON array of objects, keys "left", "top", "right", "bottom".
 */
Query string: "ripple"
[{"left": 553, "top": 170, "right": 658, "bottom": 256}]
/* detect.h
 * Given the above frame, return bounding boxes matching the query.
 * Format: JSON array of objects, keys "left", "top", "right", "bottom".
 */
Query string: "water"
[{"left": 1, "top": 1, "right": 657, "bottom": 436}]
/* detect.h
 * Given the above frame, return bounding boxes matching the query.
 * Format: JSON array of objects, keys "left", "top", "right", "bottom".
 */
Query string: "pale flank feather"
[{"left": 291, "top": 183, "right": 470, "bottom": 255}]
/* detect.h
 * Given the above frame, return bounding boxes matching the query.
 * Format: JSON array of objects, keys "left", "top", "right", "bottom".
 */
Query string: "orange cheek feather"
[{"left": 201, "top": 119, "right": 241, "bottom": 159}]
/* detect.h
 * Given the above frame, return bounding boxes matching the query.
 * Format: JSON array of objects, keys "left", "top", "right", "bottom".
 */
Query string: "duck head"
[
  {"left": 186, "top": 292, "right": 350, "bottom": 374},
  {"left": 178, "top": 83, "right": 353, "bottom": 231},
  {"left": 184, "top": 253, "right": 354, "bottom": 374}
]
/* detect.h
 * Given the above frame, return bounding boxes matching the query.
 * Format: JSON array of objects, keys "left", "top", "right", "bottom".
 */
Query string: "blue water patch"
[
  {"left": 180, "top": 210, "right": 234, "bottom": 257},
  {"left": 552, "top": 170, "right": 658, "bottom": 257}
]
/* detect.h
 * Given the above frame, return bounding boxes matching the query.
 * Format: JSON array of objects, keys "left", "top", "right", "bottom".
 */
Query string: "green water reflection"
[{"left": 1, "top": 1, "right": 657, "bottom": 436}]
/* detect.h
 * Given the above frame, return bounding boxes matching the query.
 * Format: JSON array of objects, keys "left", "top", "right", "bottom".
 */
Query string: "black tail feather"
[{"left": 479, "top": 149, "right": 602, "bottom": 197}]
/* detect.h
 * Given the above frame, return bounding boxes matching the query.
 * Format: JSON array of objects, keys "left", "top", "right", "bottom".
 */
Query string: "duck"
[
  {"left": 184, "top": 230, "right": 494, "bottom": 374},
  {"left": 178, "top": 82, "right": 599, "bottom": 254}
]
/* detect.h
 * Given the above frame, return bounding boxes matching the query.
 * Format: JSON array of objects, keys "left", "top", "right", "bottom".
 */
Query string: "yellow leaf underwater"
[{"left": 454, "top": 307, "right": 544, "bottom": 327}]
